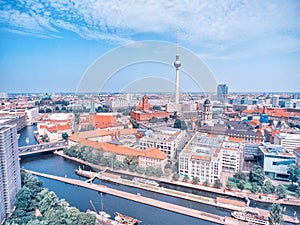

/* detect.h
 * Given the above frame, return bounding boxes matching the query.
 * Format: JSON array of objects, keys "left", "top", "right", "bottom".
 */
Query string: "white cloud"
[{"left": 0, "top": 0, "right": 299, "bottom": 57}]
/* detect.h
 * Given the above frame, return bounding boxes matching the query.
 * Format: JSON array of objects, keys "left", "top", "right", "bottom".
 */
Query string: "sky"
[{"left": 0, "top": 0, "right": 300, "bottom": 93}]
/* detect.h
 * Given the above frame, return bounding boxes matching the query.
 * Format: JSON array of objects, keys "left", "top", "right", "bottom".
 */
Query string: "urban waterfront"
[{"left": 19, "top": 125, "right": 300, "bottom": 225}]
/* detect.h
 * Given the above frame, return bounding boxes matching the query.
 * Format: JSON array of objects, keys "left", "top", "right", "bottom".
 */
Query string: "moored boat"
[
  {"left": 114, "top": 212, "right": 142, "bottom": 225},
  {"left": 231, "top": 211, "right": 269, "bottom": 225}
]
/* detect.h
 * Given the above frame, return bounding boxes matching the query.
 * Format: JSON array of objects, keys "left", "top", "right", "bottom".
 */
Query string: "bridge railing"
[{"left": 19, "top": 141, "right": 68, "bottom": 154}]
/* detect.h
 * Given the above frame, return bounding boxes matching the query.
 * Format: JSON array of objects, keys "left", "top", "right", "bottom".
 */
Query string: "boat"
[
  {"left": 231, "top": 211, "right": 269, "bottom": 225},
  {"left": 25, "top": 137, "right": 30, "bottom": 144},
  {"left": 114, "top": 212, "right": 142, "bottom": 225},
  {"left": 17, "top": 134, "right": 20, "bottom": 139},
  {"left": 132, "top": 177, "right": 159, "bottom": 187}
]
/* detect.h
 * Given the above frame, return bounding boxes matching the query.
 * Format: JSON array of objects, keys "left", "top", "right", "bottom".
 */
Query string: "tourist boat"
[
  {"left": 114, "top": 212, "right": 142, "bottom": 225},
  {"left": 132, "top": 177, "right": 159, "bottom": 187},
  {"left": 231, "top": 211, "right": 269, "bottom": 225},
  {"left": 25, "top": 137, "right": 30, "bottom": 144}
]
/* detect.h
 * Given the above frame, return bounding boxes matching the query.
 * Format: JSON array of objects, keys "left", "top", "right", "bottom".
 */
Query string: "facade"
[
  {"left": 130, "top": 95, "right": 170, "bottom": 122},
  {"left": 217, "top": 84, "right": 228, "bottom": 104},
  {"left": 139, "top": 127, "right": 186, "bottom": 161},
  {"left": 220, "top": 137, "right": 244, "bottom": 173},
  {"left": 271, "top": 95, "right": 280, "bottom": 107},
  {"left": 274, "top": 133, "right": 300, "bottom": 153},
  {"left": 259, "top": 143, "right": 296, "bottom": 180},
  {"left": 201, "top": 99, "right": 213, "bottom": 125},
  {"left": 26, "top": 108, "right": 39, "bottom": 121},
  {"left": 0, "top": 115, "right": 27, "bottom": 132},
  {"left": 294, "top": 148, "right": 300, "bottom": 167},
  {"left": 179, "top": 133, "right": 223, "bottom": 183},
  {"left": 0, "top": 125, "right": 21, "bottom": 224}
]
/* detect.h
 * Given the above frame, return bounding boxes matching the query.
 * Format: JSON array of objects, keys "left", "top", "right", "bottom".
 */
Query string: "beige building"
[{"left": 139, "top": 127, "right": 186, "bottom": 161}]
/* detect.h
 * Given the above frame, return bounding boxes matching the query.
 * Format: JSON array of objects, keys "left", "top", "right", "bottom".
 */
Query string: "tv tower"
[{"left": 174, "top": 31, "right": 181, "bottom": 108}]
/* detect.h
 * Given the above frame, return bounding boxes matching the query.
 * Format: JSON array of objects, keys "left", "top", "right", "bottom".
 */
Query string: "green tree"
[
  {"left": 136, "top": 166, "right": 145, "bottom": 174},
  {"left": 295, "top": 186, "right": 300, "bottom": 198},
  {"left": 213, "top": 179, "right": 222, "bottom": 189},
  {"left": 14, "top": 186, "right": 33, "bottom": 212},
  {"left": 77, "top": 212, "right": 95, "bottom": 225},
  {"left": 287, "top": 165, "right": 300, "bottom": 185},
  {"left": 269, "top": 203, "right": 283, "bottom": 225},
  {"left": 145, "top": 166, "right": 156, "bottom": 176},
  {"left": 183, "top": 174, "right": 189, "bottom": 182},
  {"left": 251, "top": 182, "right": 262, "bottom": 194},
  {"left": 192, "top": 177, "right": 200, "bottom": 185},
  {"left": 250, "top": 165, "right": 265, "bottom": 186},
  {"left": 62, "top": 133, "right": 69, "bottom": 141},
  {"left": 262, "top": 180, "right": 276, "bottom": 194},
  {"left": 149, "top": 117, "right": 158, "bottom": 123},
  {"left": 276, "top": 184, "right": 286, "bottom": 199},
  {"left": 172, "top": 173, "right": 180, "bottom": 181},
  {"left": 233, "top": 172, "right": 247, "bottom": 181},
  {"left": 154, "top": 168, "right": 163, "bottom": 177},
  {"left": 174, "top": 119, "right": 182, "bottom": 129},
  {"left": 237, "top": 180, "right": 246, "bottom": 190},
  {"left": 226, "top": 181, "right": 234, "bottom": 190},
  {"left": 203, "top": 179, "right": 210, "bottom": 187}
]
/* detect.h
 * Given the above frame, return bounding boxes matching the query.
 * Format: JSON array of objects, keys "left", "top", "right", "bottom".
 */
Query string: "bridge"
[{"left": 18, "top": 141, "right": 68, "bottom": 156}]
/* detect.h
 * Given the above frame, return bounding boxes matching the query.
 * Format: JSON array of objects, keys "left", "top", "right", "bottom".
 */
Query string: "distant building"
[
  {"left": 217, "top": 84, "right": 228, "bottom": 104},
  {"left": 130, "top": 95, "right": 170, "bottom": 122},
  {"left": 26, "top": 108, "right": 39, "bottom": 121},
  {"left": 201, "top": 99, "right": 213, "bottom": 125},
  {"left": 0, "top": 125, "right": 21, "bottom": 224},
  {"left": 274, "top": 133, "right": 300, "bottom": 153},
  {"left": 293, "top": 148, "right": 300, "bottom": 167},
  {"left": 225, "top": 120, "right": 259, "bottom": 143},
  {"left": 0, "top": 115, "right": 27, "bottom": 132},
  {"left": 139, "top": 127, "right": 186, "bottom": 161},
  {"left": 221, "top": 137, "right": 244, "bottom": 173},
  {"left": 271, "top": 95, "right": 279, "bottom": 107},
  {"left": 0, "top": 93, "right": 8, "bottom": 99},
  {"left": 259, "top": 143, "right": 295, "bottom": 180}
]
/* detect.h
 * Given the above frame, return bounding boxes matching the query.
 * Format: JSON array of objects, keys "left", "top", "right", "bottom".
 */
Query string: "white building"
[
  {"left": 179, "top": 133, "right": 223, "bottom": 183},
  {"left": 220, "top": 138, "right": 244, "bottom": 173},
  {"left": 271, "top": 95, "right": 279, "bottom": 107},
  {"left": 0, "top": 125, "right": 21, "bottom": 224},
  {"left": 26, "top": 108, "right": 39, "bottom": 121},
  {"left": 259, "top": 143, "right": 296, "bottom": 180},
  {"left": 139, "top": 127, "right": 186, "bottom": 161},
  {"left": 274, "top": 133, "right": 300, "bottom": 153}
]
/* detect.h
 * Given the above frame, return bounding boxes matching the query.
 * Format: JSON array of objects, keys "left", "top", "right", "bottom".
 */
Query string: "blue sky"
[{"left": 0, "top": 0, "right": 300, "bottom": 93}]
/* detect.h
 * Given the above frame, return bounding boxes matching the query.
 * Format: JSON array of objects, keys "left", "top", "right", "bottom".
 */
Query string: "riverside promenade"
[
  {"left": 23, "top": 169, "right": 245, "bottom": 225},
  {"left": 76, "top": 169, "right": 299, "bottom": 224},
  {"left": 55, "top": 151, "right": 300, "bottom": 207}
]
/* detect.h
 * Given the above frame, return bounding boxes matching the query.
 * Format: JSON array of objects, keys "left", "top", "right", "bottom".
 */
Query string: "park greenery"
[
  {"left": 269, "top": 203, "right": 283, "bottom": 225},
  {"left": 173, "top": 119, "right": 187, "bottom": 130},
  {"left": 5, "top": 171, "right": 95, "bottom": 225},
  {"left": 227, "top": 165, "right": 300, "bottom": 199},
  {"left": 63, "top": 145, "right": 164, "bottom": 177}
]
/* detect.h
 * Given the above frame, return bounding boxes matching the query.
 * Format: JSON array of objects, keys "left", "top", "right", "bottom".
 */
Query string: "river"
[{"left": 18, "top": 126, "right": 299, "bottom": 225}]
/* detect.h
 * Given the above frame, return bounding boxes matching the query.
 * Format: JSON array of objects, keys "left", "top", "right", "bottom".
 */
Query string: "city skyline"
[{"left": 0, "top": 0, "right": 300, "bottom": 93}]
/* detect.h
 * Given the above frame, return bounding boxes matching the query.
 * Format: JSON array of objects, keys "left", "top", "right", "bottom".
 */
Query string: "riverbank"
[
  {"left": 23, "top": 169, "right": 243, "bottom": 225},
  {"left": 75, "top": 169, "right": 299, "bottom": 225},
  {"left": 54, "top": 151, "right": 300, "bottom": 207}
]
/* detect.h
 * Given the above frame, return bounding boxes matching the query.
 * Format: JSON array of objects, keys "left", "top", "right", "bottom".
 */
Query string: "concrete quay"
[
  {"left": 55, "top": 151, "right": 300, "bottom": 207},
  {"left": 23, "top": 169, "right": 246, "bottom": 225}
]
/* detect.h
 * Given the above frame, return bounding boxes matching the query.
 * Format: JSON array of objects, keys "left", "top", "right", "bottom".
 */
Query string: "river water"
[{"left": 18, "top": 126, "right": 299, "bottom": 225}]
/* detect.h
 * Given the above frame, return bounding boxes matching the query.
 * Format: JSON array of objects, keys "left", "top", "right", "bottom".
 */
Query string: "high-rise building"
[
  {"left": 217, "top": 84, "right": 228, "bottom": 104},
  {"left": 0, "top": 125, "right": 21, "bottom": 224},
  {"left": 271, "top": 95, "right": 279, "bottom": 107}
]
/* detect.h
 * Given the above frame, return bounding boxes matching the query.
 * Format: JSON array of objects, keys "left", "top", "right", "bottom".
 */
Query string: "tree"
[
  {"left": 183, "top": 174, "right": 189, "bottom": 182},
  {"left": 77, "top": 212, "right": 96, "bottom": 225},
  {"left": 174, "top": 119, "right": 187, "bottom": 130},
  {"left": 295, "top": 186, "right": 300, "bottom": 198},
  {"left": 192, "top": 177, "right": 200, "bottom": 185},
  {"left": 14, "top": 186, "right": 33, "bottom": 211},
  {"left": 154, "top": 168, "right": 163, "bottom": 177},
  {"left": 276, "top": 184, "right": 286, "bottom": 199},
  {"left": 233, "top": 172, "right": 247, "bottom": 181},
  {"left": 172, "top": 173, "right": 179, "bottom": 181},
  {"left": 136, "top": 166, "right": 145, "bottom": 174},
  {"left": 45, "top": 108, "right": 52, "bottom": 113},
  {"left": 62, "top": 133, "right": 69, "bottom": 141},
  {"left": 145, "top": 166, "right": 156, "bottom": 176},
  {"left": 269, "top": 203, "right": 283, "bottom": 225},
  {"left": 237, "top": 180, "right": 246, "bottom": 190},
  {"left": 250, "top": 165, "right": 265, "bottom": 186},
  {"left": 213, "top": 179, "right": 222, "bottom": 189},
  {"left": 203, "top": 179, "right": 210, "bottom": 187},
  {"left": 287, "top": 165, "right": 300, "bottom": 185},
  {"left": 149, "top": 117, "right": 158, "bottom": 123},
  {"left": 226, "top": 181, "right": 234, "bottom": 190},
  {"left": 251, "top": 182, "right": 262, "bottom": 194},
  {"left": 262, "top": 180, "right": 276, "bottom": 194}
]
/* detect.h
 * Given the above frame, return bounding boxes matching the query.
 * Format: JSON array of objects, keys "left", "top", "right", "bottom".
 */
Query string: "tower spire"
[{"left": 174, "top": 30, "right": 181, "bottom": 108}]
